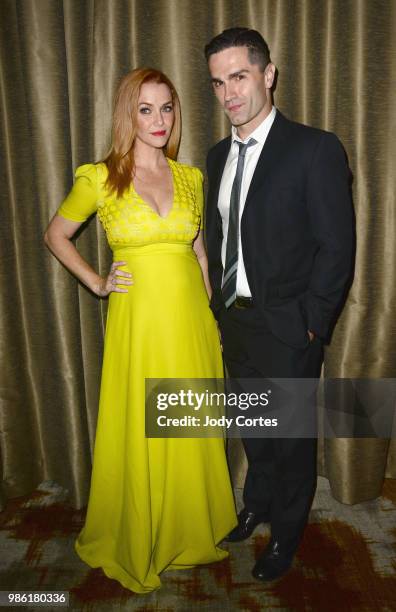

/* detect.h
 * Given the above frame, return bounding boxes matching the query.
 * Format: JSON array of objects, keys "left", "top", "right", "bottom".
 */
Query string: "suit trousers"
[{"left": 218, "top": 302, "right": 323, "bottom": 555}]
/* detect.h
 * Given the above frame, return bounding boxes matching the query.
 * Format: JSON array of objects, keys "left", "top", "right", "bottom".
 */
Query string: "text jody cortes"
[{"left": 156, "top": 414, "right": 278, "bottom": 429}]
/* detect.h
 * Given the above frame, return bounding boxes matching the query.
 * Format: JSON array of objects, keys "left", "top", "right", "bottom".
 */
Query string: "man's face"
[{"left": 208, "top": 46, "right": 275, "bottom": 136}]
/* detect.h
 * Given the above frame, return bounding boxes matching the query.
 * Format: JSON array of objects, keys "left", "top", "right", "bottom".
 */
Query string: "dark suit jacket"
[{"left": 205, "top": 110, "right": 354, "bottom": 349}]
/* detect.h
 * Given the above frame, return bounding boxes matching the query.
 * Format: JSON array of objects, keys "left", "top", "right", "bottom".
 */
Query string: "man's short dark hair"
[{"left": 204, "top": 27, "right": 271, "bottom": 72}]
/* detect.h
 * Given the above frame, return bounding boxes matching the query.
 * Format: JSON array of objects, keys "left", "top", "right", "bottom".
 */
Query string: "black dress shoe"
[
  {"left": 225, "top": 508, "right": 268, "bottom": 542},
  {"left": 252, "top": 540, "right": 294, "bottom": 582}
]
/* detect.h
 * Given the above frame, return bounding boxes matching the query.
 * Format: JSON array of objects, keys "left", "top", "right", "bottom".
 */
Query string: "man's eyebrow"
[
  {"left": 229, "top": 69, "right": 249, "bottom": 78},
  {"left": 211, "top": 69, "right": 250, "bottom": 83}
]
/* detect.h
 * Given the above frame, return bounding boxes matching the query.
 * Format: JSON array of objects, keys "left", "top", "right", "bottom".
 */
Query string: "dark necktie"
[{"left": 222, "top": 138, "right": 257, "bottom": 308}]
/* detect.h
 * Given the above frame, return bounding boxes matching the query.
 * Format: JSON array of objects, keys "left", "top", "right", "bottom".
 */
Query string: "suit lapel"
[
  {"left": 207, "top": 111, "right": 290, "bottom": 225},
  {"left": 244, "top": 110, "right": 289, "bottom": 211},
  {"left": 207, "top": 137, "right": 230, "bottom": 217}
]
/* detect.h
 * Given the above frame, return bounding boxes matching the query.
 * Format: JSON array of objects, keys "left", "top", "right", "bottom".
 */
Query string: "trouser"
[{"left": 218, "top": 302, "right": 323, "bottom": 555}]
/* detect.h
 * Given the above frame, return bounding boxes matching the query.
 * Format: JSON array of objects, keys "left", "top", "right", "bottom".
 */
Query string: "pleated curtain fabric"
[{"left": 0, "top": 0, "right": 395, "bottom": 511}]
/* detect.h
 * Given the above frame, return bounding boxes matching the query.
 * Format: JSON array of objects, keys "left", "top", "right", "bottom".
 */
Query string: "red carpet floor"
[{"left": 0, "top": 477, "right": 395, "bottom": 611}]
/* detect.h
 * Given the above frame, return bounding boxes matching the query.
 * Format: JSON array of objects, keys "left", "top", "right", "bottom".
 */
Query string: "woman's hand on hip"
[{"left": 96, "top": 261, "right": 133, "bottom": 297}]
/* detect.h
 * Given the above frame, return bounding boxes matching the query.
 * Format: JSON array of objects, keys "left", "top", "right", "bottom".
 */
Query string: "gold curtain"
[{"left": 1, "top": 0, "right": 395, "bottom": 511}]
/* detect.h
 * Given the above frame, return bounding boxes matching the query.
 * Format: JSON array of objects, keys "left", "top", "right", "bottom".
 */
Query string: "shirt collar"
[{"left": 231, "top": 106, "right": 277, "bottom": 148}]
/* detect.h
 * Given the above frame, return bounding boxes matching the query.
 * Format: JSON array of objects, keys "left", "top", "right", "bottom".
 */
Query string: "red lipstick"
[{"left": 151, "top": 130, "right": 166, "bottom": 136}]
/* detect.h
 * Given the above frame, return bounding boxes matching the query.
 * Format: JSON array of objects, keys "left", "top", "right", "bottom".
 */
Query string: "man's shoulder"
[
  {"left": 278, "top": 111, "right": 342, "bottom": 149},
  {"left": 207, "top": 136, "right": 231, "bottom": 163},
  {"left": 277, "top": 112, "right": 348, "bottom": 175}
]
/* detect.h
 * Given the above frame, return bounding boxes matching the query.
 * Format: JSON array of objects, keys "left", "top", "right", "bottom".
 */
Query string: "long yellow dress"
[{"left": 57, "top": 159, "right": 237, "bottom": 593}]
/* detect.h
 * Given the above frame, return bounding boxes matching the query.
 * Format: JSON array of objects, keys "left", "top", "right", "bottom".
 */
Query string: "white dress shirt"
[{"left": 218, "top": 106, "right": 277, "bottom": 297}]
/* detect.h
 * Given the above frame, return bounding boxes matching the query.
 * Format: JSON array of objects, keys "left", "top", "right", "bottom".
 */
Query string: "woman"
[{"left": 44, "top": 68, "right": 237, "bottom": 593}]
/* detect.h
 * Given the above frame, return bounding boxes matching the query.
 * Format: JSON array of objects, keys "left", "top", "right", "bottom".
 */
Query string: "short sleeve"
[
  {"left": 193, "top": 167, "right": 204, "bottom": 223},
  {"left": 57, "top": 163, "right": 98, "bottom": 222}
]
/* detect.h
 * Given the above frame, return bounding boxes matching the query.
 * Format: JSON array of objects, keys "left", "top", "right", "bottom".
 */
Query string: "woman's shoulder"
[
  {"left": 75, "top": 162, "right": 108, "bottom": 181},
  {"left": 168, "top": 159, "right": 203, "bottom": 183}
]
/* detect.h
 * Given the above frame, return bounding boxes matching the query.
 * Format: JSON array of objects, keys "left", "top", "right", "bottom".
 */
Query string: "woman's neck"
[{"left": 133, "top": 140, "right": 167, "bottom": 171}]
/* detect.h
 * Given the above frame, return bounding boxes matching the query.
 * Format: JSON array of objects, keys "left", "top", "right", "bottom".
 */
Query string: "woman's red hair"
[{"left": 103, "top": 68, "right": 181, "bottom": 197}]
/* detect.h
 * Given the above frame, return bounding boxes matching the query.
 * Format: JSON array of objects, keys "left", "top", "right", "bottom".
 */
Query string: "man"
[{"left": 204, "top": 28, "right": 354, "bottom": 582}]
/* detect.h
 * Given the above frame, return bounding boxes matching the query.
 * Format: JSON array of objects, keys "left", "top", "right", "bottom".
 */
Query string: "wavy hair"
[{"left": 102, "top": 68, "right": 181, "bottom": 197}]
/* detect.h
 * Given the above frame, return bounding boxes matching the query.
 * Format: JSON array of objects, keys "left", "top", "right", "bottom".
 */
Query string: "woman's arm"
[
  {"left": 44, "top": 214, "right": 132, "bottom": 296},
  {"left": 193, "top": 230, "right": 212, "bottom": 300}
]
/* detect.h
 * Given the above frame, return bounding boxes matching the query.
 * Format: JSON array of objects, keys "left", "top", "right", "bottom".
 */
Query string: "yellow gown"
[{"left": 57, "top": 159, "right": 237, "bottom": 593}]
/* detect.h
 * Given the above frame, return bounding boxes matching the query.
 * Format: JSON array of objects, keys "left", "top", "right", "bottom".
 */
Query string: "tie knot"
[{"left": 237, "top": 138, "right": 257, "bottom": 157}]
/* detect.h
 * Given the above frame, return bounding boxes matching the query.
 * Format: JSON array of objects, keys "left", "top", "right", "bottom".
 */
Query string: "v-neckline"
[{"left": 132, "top": 158, "right": 175, "bottom": 220}]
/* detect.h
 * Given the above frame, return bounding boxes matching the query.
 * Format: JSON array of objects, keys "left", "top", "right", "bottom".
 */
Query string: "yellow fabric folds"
[{"left": 60, "top": 162, "right": 237, "bottom": 592}]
